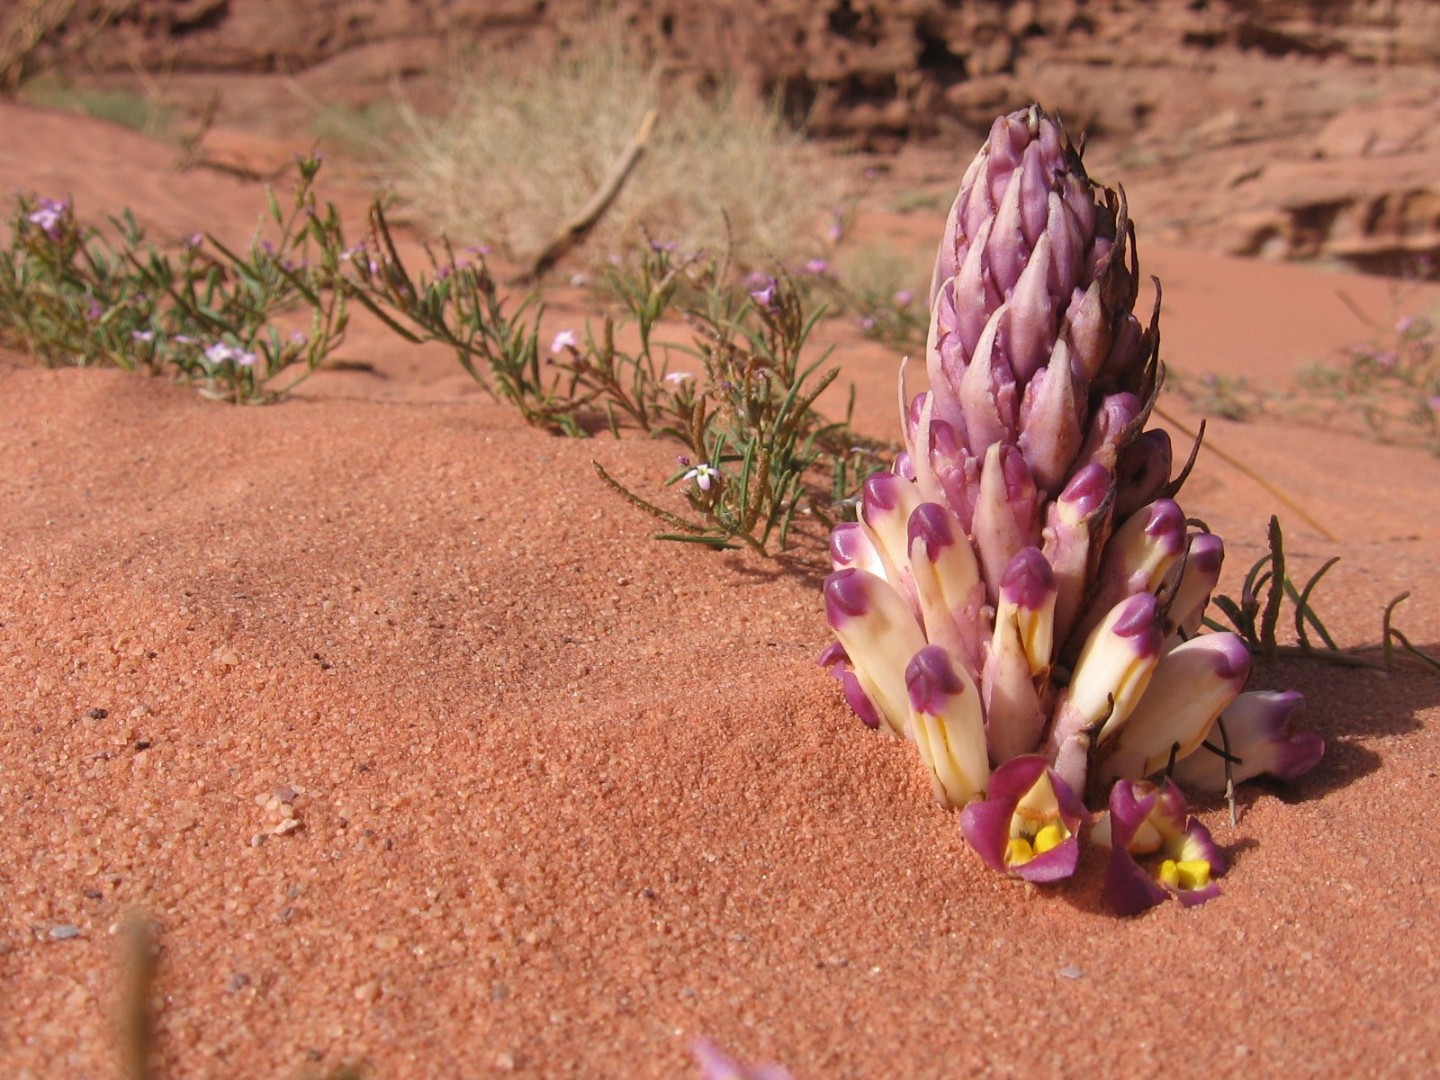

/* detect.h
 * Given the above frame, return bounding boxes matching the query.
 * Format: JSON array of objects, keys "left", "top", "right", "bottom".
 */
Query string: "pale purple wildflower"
[
  {"left": 204, "top": 342, "right": 257, "bottom": 368},
  {"left": 1396, "top": 314, "right": 1432, "bottom": 338},
  {"left": 692, "top": 1037, "right": 792, "bottom": 1080},
  {"left": 28, "top": 197, "right": 68, "bottom": 240},
  {"left": 664, "top": 372, "right": 694, "bottom": 386},
  {"left": 749, "top": 277, "right": 778, "bottom": 310},
  {"left": 802, "top": 258, "right": 830, "bottom": 275},
  {"left": 684, "top": 462, "right": 720, "bottom": 492},
  {"left": 550, "top": 329, "right": 580, "bottom": 354},
  {"left": 892, "top": 289, "right": 914, "bottom": 308},
  {"left": 131, "top": 329, "right": 155, "bottom": 343}
]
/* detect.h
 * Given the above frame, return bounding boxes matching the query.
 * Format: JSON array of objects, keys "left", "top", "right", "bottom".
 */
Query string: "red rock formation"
[{"left": 22, "top": 1, "right": 1440, "bottom": 140}]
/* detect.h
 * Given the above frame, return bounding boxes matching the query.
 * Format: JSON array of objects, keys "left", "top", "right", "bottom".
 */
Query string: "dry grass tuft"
[{"left": 389, "top": 26, "right": 842, "bottom": 271}]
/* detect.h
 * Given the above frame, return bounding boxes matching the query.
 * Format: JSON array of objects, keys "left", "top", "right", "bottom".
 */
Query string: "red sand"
[{"left": 3, "top": 102, "right": 1440, "bottom": 1078}]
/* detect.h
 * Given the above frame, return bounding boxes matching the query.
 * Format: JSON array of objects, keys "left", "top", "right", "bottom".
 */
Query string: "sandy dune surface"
[{"left": 3, "top": 102, "right": 1440, "bottom": 1078}]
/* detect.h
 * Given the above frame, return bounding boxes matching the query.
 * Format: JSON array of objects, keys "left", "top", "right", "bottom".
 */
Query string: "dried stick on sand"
[{"left": 519, "top": 106, "right": 660, "bottom": 284}]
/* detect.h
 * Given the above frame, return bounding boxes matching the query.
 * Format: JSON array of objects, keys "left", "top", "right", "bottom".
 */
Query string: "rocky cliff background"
[{"left": 9, "top": 0, "right": 1440, "bottom": 271}]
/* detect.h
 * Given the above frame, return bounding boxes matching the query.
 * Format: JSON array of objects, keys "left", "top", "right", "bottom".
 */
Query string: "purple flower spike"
[
  {"left": 818, "top": 104, "right": 1306, "bottom": 907},
  {"left": 1100, "top": 780, "right": 1226, "bottom": 915},
  {"left": 1093, "top": 632, "right": 1251, "bottom": 788},
  {"left": 1114, "top": 429, "right": 1174, "bottom": 519},
  {"left": 926, "top": 419, "right": 981, "bottom": 529},
  {"left": 1063, "top": 281, "right": 1111, "bottom": 383},
  {"left": 860, "top": 472, "right": 924, "bottom": 602},
  {"left": 829, "top": 521, "right": 885, "bottom": 577},
  {"left": 1173, "top": 690, "right": 1323, "bottom": 791},
  {"left": 971, "top": 443, "right": 1040, "bottom": 601},
  {"left": 1042, "top": 462, "right": 1115, "bottom": 645},
  {"left": 997, "top": 547, "right": 1057, "bottom": 670},
  {"left": 824, "top": 568, "right": 928, "bottom": 737},
  {"left": 1070, "top": 498, "right": 1186, "bottom": 648},
  {"left": 1004, "top": 232, "right": 1056, "bottom": 385},
  {"left": 1075, "top": 392, "right": 1144, "bottom": 477},
  {"left": 1046, "top": 592, "right": 1162, "bottom": 795},
  {"left": 906, "top": 646, "right": 990, "bottom": 807},
  {"left": 1017, "top": 347, "right": 1084, "bottom": 496},
  {"left": 692, "top": 1037, "right": 793, "bottom": 1080},
  {"left": 1064, "top": 593, "right": 1162, "bottom": 737},
  {"left": 959, "top": 308, "right": 1020, "bottom": 452},
  {"left": 1163, "top": 531, "right": 1225, "bottom": 645},
  {"left": 908, "top": 502, "right": 987, "bottom": 678},
  {"left": 983, "top": 548, "right": 1058, "bottom": 762},
  {"left": 960, "top": 755, "right": 1085, "bottom": 883}
]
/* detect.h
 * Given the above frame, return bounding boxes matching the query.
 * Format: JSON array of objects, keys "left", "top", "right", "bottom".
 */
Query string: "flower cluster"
[{"left": 820, "top": 105, "right": 1323, "bottom": 913}]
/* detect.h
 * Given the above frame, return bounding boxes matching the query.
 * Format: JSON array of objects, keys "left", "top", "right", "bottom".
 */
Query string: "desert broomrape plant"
[{"left": 820, "top": 104, "right": 1323, "bottom": 912}]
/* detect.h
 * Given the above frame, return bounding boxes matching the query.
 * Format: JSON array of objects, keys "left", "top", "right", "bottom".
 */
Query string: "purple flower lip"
[
  {"left": 905, "top": 644, "right": 966, "bottom": 714},
  {"left": 959, "top": 756, "right": 1085, "bottom": 884},
  {"left": 818, "top": 642, "right": 883, "bottom": 731},
  {"left": 1100, "top": 780, "right": 1226, "bottom": 916},
  {"left": 829, "top": 522, "right": 868, "bottom": 569},
  {"left": 905, "top": 645, "right": 990, "bottom": 806},
  {"left": 1186, "top": 532, "right": 1224, "bottom": 574},
  {"left": 1141, "top": 500, "right": 1185, "bottom": 543},
  {"left": 1110, "top": 591, "right": 1162, "bottom": 640},
  {"left": 1057, "top": 462, "right": 1111, "bottom": 519},
  {"left": 998, "top": 547, "right": 1055, "bottom": 609},
  {"left": 907, "top": 501, "right": 956, "bottom": 554},
  {"left": 823, "top": 568, "right": 871, "bottom": 621},
  {"left": 863, "top": 472, "right": 905, "bottom": 512}
]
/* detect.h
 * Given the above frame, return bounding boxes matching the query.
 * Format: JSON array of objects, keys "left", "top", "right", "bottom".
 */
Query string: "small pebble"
[
  {"left": 49, "top": 925, "right": 82, "bottom": 941},
  {"left": 1058, "top": 966, "right": 1083, "bottom": 980}
]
